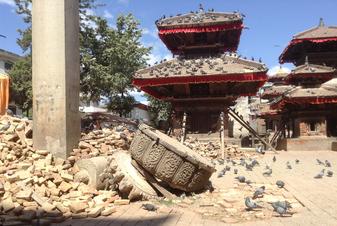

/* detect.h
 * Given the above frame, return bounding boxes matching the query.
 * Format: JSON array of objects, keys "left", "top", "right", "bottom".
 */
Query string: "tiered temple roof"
[
  {"left": 261, "top": 85, "right": 294, "bottom": 100},
  {"left": 156, "top": 7, "right": 243, "bottom": 55},
  {"left": 286, "top": 62, "right": 336, "bottom": 86},
  {"left": 133, "top": 54, "right": 267, "bottom": 100},
  {"left": 279, "top": 19, "right": 337, "bottom": 66},
  {"left": 133, "top": 6, "right": 268, "bottom": 124},
  {"left": 271, "top": 64, "right": 337, "bottom": 110}
]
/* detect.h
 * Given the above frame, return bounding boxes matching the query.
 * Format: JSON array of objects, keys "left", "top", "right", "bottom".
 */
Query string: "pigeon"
[
  {"left": 325, "top": 160, "right": 331, "bottom": 167},
  {"left": 234, "top": 168, "right": 238, "bottom": 174},
  {"left": 253, "top": 186, "right": 265, "bottom": 199},
  {"left": 295, "top": 159, "right": 300, "bottom": 164},
  {"left": 235, "top": 176, "right": 246, "bottom": 183},
  {"left": 271, "top": 201, "right": 291, "bottom": 217},
  {"left": 317, "top": 159, "right": 324, "bottom": 165},
  {"left": 217, "top": 171, "right": 225, "bottom": 178},
  {"left": 231, "top": 160, "right": 237, "bottom": 166},
  {"left": 272, "top": 201, "right": 292, "bottom": 210},
  {"left": 286, "top": 161, "right": 292, "bottom": 169},
  {"left": 225, "top": 165, "right": 231, "bottom": 171},
  {"left": 314, "top": 169, "right": 325, "bottom": 179},
  {"left": 245, "top": 163, "right": 253, "bottom": 171},
  {"left": 265, "top": 165, "right": 270, "bottom": 170},
  {"left": 245, "top": 180, "right": 253, "bottom": 186},
  {"left": 263, "top": 168, "right": 272, "bottom": 177},
  {"left": 251, "top": 159, "right": 259, "bottom": 166},
  {"left": 274, "top": 205, "right": 287, "bottom": 217},
  {"left": 240, "top": 159, "right": 246, "bottom": 166},
  {"left": 245, "top": 197, "right": 262, "bottom": 211},
  {"left": 276, "top": 180, "right": 285, "bottom": 188},
  {"left": 142, "top": 203, "right": 157, "bottom": 211},
  {"left": 255, "top": 146, "right": 265, "bottom": 154},
  {"left": 273, "top": 156, "right": 276, "bottom": 162},
  {"left": 327, "top": 170, "right": 333, "bottom": 177},
  {"left": 217, "top": 159, "right": 224, "bottom": 165}
]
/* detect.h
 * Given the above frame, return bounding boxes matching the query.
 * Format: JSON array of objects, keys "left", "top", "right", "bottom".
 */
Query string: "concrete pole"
[{"left": 32, "top": 0, "right": 80, "bottom": 159}]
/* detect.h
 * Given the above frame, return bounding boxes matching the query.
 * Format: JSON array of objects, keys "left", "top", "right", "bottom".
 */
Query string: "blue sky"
[{"left": 1, "top": 0, "right": 337, "bottom": 103}]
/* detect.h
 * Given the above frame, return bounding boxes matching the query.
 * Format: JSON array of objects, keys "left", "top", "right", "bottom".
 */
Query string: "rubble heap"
[
  {"left": 0, "top": 115, "right": 135, "bottom": 225},
  {"left": 183, "top": 137, "right": 253, "bottom": 159}
]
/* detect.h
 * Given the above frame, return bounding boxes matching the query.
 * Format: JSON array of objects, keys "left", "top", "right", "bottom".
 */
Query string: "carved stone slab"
[{"left": 130, "top": 124, "right": 216, "bottom": 192}]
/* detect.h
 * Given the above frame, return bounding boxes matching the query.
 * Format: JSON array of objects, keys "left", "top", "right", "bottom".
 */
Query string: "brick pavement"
[{"left": 56, "top": 151, "right": 337, "bottom": 226}]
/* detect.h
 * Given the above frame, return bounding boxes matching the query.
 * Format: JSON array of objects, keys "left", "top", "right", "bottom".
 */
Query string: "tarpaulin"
[{"left": 0, "top": 73, "right": 9, "bottom": 115}]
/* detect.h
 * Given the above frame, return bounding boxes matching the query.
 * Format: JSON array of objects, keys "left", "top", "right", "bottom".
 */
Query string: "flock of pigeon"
[
  {"left": 314, "top": 159, "right": 333, "bottom": 178},
  {"left": 214, "top": 152, "right": 334, "bottom": 217}
]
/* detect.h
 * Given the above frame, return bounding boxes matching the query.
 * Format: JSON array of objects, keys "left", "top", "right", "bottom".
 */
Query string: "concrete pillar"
[{"left": 32, "top": 0, "right": 80, "bottom": 159}]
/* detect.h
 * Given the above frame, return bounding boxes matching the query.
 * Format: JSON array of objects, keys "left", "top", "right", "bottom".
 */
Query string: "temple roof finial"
[
  {"left": 319, "top": 18, "right": 325, "bottom": 27},
  {"left": 199, "top": 4, "right": 204, "bottom": 13}
]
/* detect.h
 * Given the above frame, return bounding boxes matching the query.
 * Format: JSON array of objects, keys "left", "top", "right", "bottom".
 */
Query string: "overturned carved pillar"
[{"left": 32, "top": 0, "right": 80, "bottom": 159}]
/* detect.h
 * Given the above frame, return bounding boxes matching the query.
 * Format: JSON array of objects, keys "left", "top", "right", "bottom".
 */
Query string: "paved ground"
[{"left": 56, "top": 151, "right": 337, "bottom": 226}]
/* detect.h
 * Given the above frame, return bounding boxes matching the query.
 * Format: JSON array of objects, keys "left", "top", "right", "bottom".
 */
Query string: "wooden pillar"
[
  {"left": 180, "top": 112, "right": 187, "bottom": 143},
  {"left": 220, "top": 111, "right": 225, "bottom": 159}
]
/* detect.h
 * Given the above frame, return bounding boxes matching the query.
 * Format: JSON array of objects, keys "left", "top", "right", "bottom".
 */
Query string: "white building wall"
[
  {"left": 230, "top": 97, "right": 250, "bottom": 138},
  {"left": 130, "top": 107, "right": 151, "bottom": 123},
  {"left": 0, "top": 60, "right": 5, "bottom": 74}
]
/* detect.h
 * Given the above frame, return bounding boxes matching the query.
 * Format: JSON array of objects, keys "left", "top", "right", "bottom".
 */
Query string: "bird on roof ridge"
[
  {"left": 319, "top": 17, "right": 325, "bottom": 27},
  {"left": 199, "top": 3, "right": 204, "bottom": 13}
]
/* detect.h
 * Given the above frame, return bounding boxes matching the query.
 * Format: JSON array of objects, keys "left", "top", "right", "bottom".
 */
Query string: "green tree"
[
  {"left": 10, "top": 1, "right": 150, "bottom": 118},
  {"left": 9, "top": 0, "right": 102, "bottom": 115},
  {"left": 80, "top": 14, "right": 151, "bottom": 116},
  {"left": 146, "top": 95, "right": 172, "bottom": 126},
  {"left": 9, "top": 56, "right": 32, "bottom": 116}
]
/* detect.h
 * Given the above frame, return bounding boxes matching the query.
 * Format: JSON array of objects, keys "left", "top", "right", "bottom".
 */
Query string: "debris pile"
[
  {"left": 183, "top": 137, "right": 253, "bottom": 159},
  {"left": 0, "top": 115, "right": 135, "bottom": 225},
  {"left": 72, "top": 126, "right": 134, "bottom": 161}
]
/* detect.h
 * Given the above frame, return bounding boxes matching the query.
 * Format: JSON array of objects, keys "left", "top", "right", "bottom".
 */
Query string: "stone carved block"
[
  {"left": 129, "top": 124, "right": 215, "bottom": 192},
  {"left": 141, "top": 143, "right": 166, "bottom": 174},
  {"left": 155, "top": 151, "right": 183, "bottom": 182},
  {"left": 172, "top": 162, "right": 196, "bottom": 187}
]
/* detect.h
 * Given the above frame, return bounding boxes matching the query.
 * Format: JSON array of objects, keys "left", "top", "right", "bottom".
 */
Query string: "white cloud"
[
  {"left": 103, "top": 10, "right": 113, "bottom": 19},
  {"left": 147, "top": 53, "right": 162, "bottom": 66},
  {"left": 142, "top": 27, "right": 158, "bottom": 39},
  {"left": 267, "top": 65, "right": 291, "bottom": 76},
  {"left": 142, "top": 40, "right": 172, "bottom": 66},
  {"left": 0, "top": 0, "right": 15, "bottom": 7},
  {"left": 80, "top": 9, "right": 97, "bottom": 29}
]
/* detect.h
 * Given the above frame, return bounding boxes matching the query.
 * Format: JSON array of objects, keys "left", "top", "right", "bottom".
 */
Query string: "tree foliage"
[
  {"left": 80, "top": 14, "right": 151, "bottom": 116},
  {"left": 8, "top": 56, "right": 32, "bottom": 114},
  {"left": 9, "top": 0, "right": 150, "bottom": 117},
  {"left": 146, "top": 95, "right": 172, "bottom": 126}
]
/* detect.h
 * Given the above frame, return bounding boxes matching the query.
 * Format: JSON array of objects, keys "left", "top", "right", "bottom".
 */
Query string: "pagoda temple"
[
  {"left": 280, "top": 18, "right": 337, "bottom": 67},
  {"left": 260, "top": 19, "right": 337, "bottom": 151},
  {"left": 133, "top": 6, "right": 268, "bottom": 142},
  {"left": 257, "top": 68, "right": 294, "bottom": 143}
]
